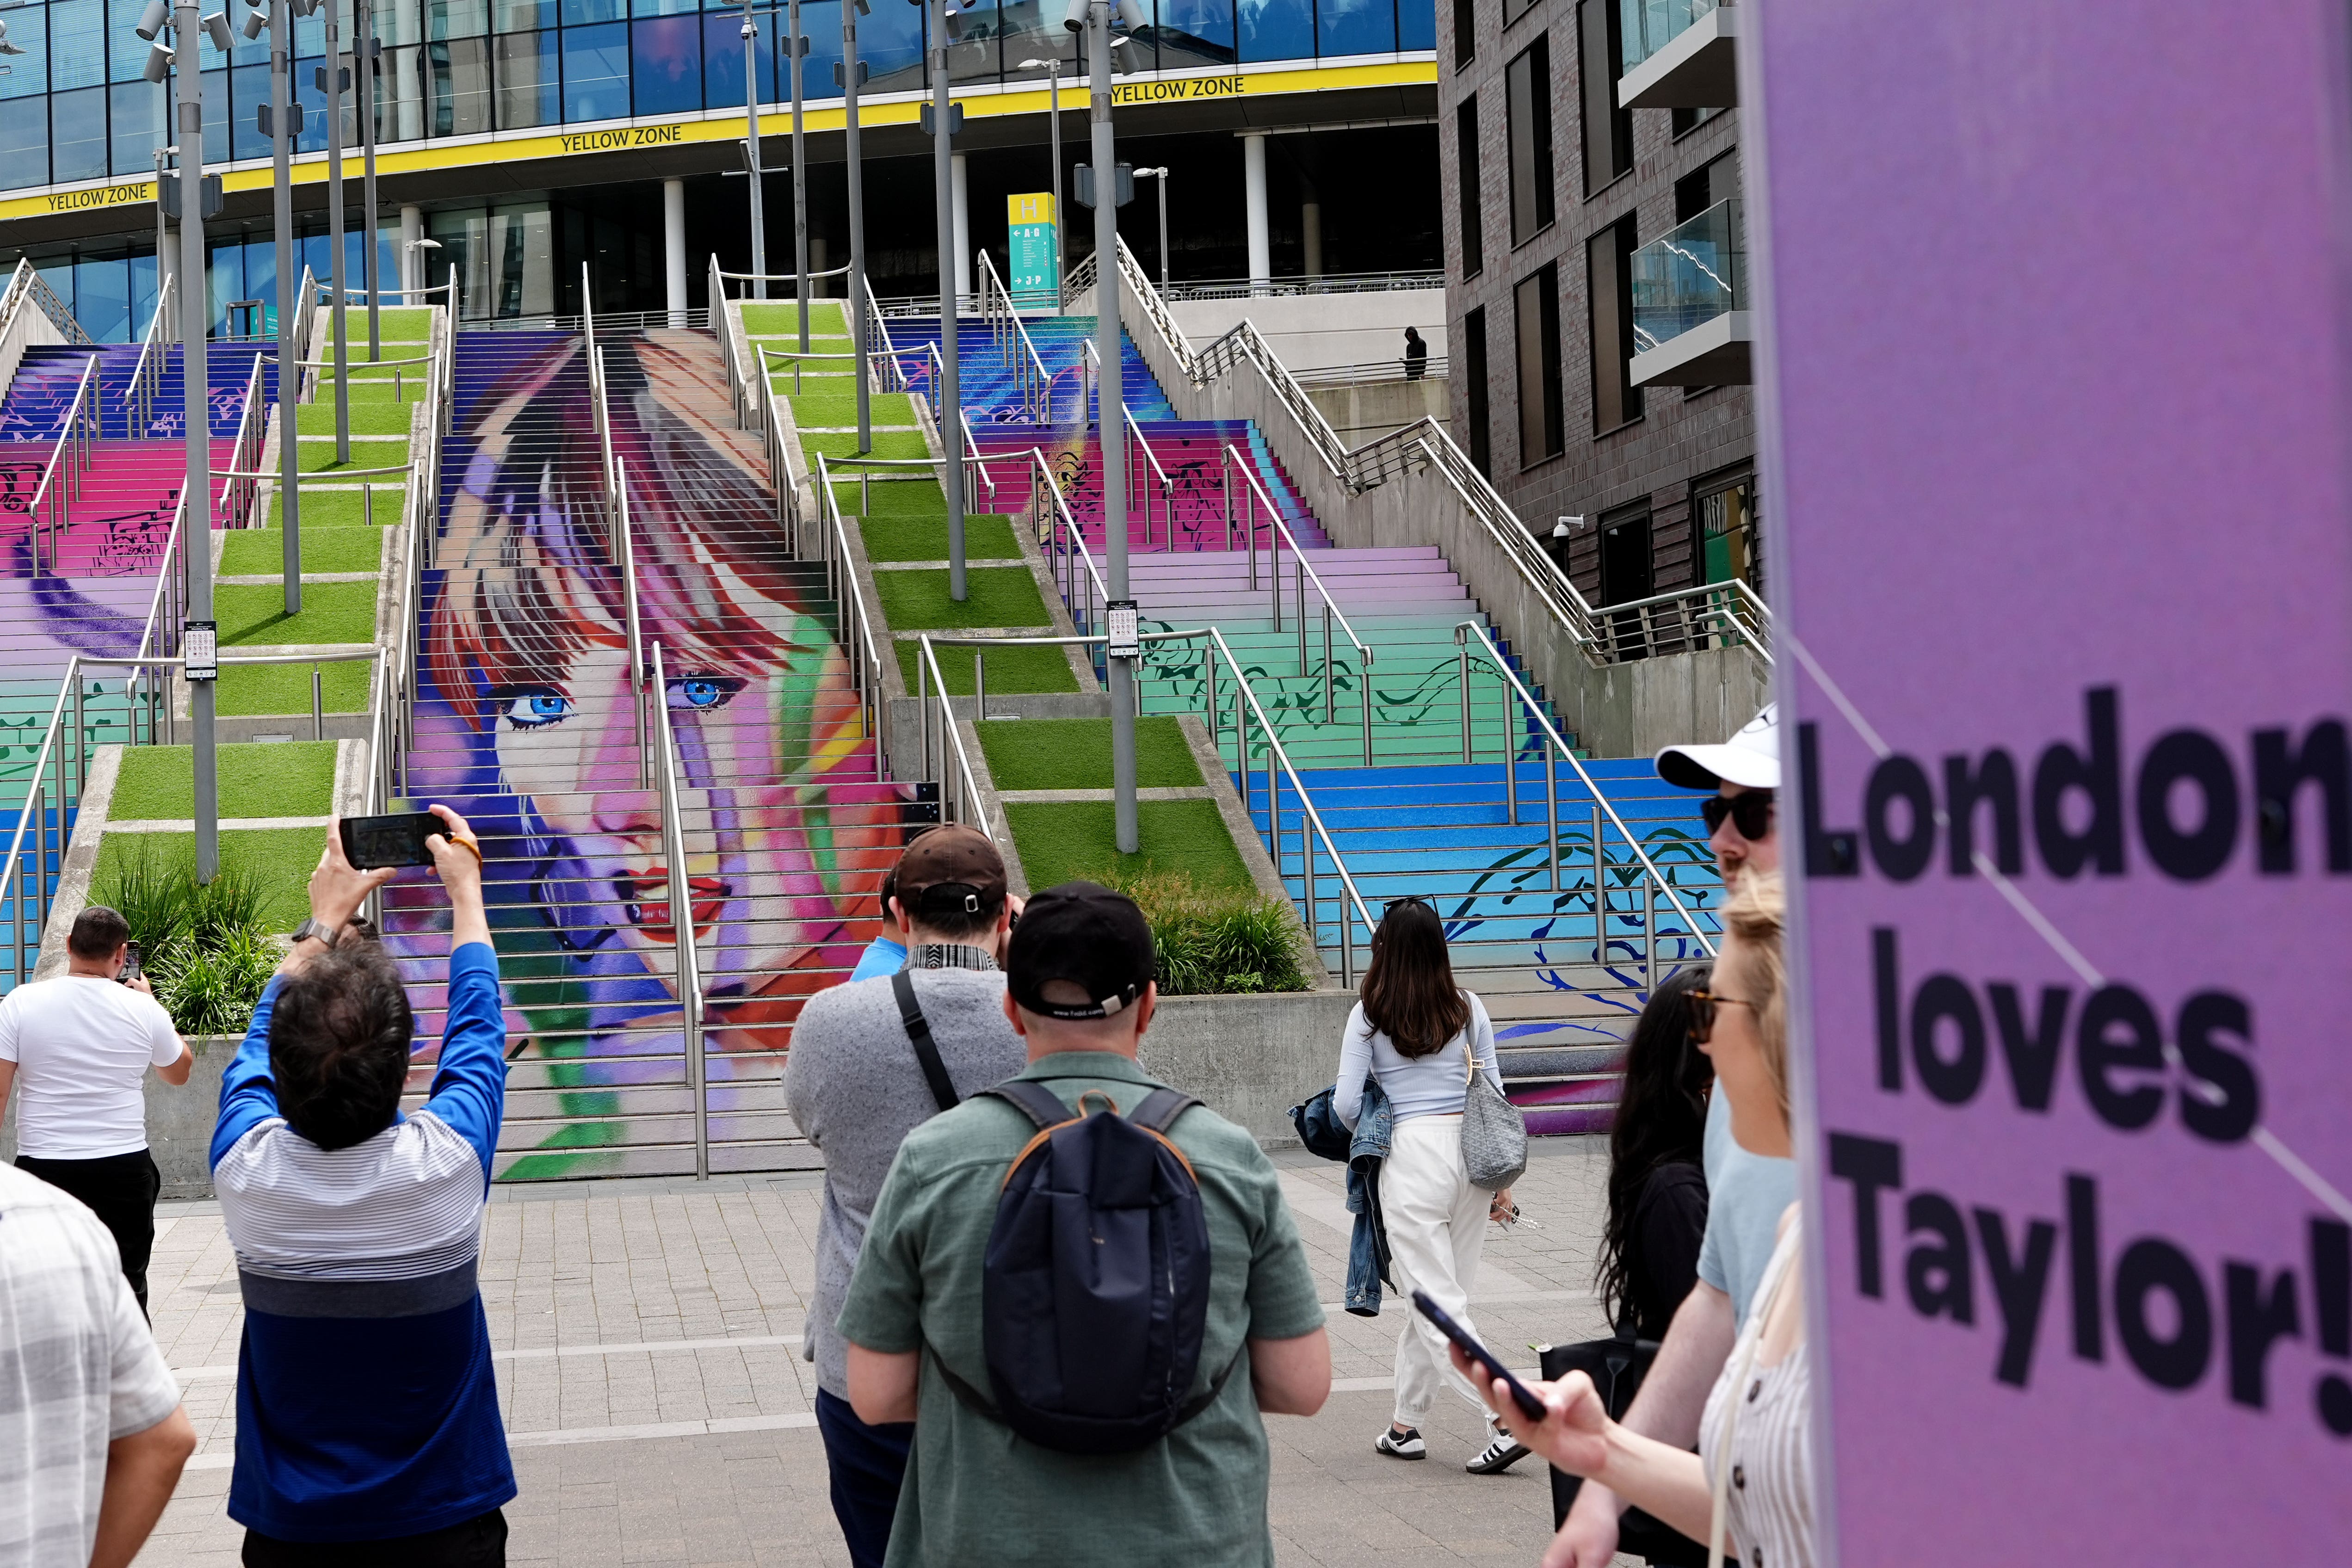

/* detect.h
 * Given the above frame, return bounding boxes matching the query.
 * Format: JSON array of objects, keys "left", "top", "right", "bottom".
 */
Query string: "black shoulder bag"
[{"left": 890, "top": 970, "right": 961, "bottom": 1113}]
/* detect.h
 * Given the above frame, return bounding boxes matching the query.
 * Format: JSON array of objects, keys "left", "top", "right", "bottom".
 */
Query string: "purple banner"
[{"left": 1747, "top": 4, "right": 2352, "bottom": 1560}]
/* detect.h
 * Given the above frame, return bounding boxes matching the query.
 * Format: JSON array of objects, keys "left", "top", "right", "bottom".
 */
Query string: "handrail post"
[
  {"left": 1457, "top": 634, "right": 1471, "bottom": 763},
  {"left": 1591, "top": 803, "right": 1605, "bottom": 967},
  {"left": 1502, "top": 677, "right": 1517, "bottom": 826},
  {"left": 1545, "top": 742, "right": 1559, "bottom": 892}
]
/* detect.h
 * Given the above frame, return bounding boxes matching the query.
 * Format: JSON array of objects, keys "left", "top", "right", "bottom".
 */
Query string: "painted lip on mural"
[{"left": 618, "top": 869, "right": 728, "bottom": 941}]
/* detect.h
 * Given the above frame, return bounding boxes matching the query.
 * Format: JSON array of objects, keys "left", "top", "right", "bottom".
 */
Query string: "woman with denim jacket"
[{"left": 1334, "top": 898, "right": 1522, "bottom": 1474}]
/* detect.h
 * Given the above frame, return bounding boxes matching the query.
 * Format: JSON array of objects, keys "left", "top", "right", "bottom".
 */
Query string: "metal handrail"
[
  {"left": 862, "top": 274, "right": 901, "bottom": 395},
  {"left": 1, "top": 666, "right": 81, "bottom": 989},
  {"left": 1221, "top": 441, "right": 1375, "bottom": 749},
  {"left": 128, "top": 494, "right": 186, "bottom": 743},
  {"left": 0, "top": 258, "right": 93, "bottom": 346},
  {"left": 647, "top": 638, "right": 710, "bottom": 1180},
  {"left": 1122, "top": 400, "right": 1172, "bottom": 543},
  {"left": 1016, "top": 446, "right": 1109, "bottom": 633},
  {"left": 614, "top": 455, "right": 649, "bottom": 786},
  {"left": 957, "top": 409, "right": 996, "bottom": 504},
  {"left": 715, "top": 253, "right": 768, "bottom": 430},
  {"left": 287, "top": 352, "right": 432, "bottom": 370},
  {"left": 974, "top": 250, "right": 1052, "bottom": 421},
  {"left": 1161, "top": 270, "right": 1448, "bottom": 302},
  {"left": 810, "top": 452, "right": 894, "bottom": 763},
  {"left": 222, "top": 352, "right": 270, "bottom": 529},
  {"left": 1453, "top": 618, "right": 1716, "bottom": 954},
  {"left": 716, "top": 262, "right": 855, "bottom": 290},
  {"left": 911, "top": 635, "right": 996, "bottom": 841},
  {"left": 290, "top": 268, "right": 321, "bottom": 401},
  {"left": 127, "top": 273, "right": 176, "bottom": 432},
  {"left": 25, "top": 357, "right": 101, "bottom": 575}
]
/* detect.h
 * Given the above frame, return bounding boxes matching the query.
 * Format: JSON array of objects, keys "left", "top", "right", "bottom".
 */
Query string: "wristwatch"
[{"left": 291, "top": 917, "right": 340, "bottom": 950}]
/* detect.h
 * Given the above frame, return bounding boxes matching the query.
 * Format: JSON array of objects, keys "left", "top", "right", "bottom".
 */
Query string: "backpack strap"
[
  {"left": 1128, "top": 1086, "right": 1199, "bottom": 1133},
  {"left": 926, "top": 1340, "right": 1248, "bottom": 1436},
  {"left": 891, "top": 970, "right": 961, "bottom": 1114},
  {"left": 983, "top": 1078, "right": 1076, "bottom": 1131}
]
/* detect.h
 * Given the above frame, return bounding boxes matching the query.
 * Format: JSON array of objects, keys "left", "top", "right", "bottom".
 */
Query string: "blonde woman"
[{"left": 1453, "top": 873, "right": 1815, "bottom": 1568}]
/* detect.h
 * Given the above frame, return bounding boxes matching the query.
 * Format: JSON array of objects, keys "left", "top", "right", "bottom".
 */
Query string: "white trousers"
[{"left": 1379, "top": 1112, "right": 1491, "bottom": 1426}]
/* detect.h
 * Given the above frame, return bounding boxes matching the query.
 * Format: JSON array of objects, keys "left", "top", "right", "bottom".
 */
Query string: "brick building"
[{"left": 1438, "top": 0, "right": 1758, "bottom": 615}]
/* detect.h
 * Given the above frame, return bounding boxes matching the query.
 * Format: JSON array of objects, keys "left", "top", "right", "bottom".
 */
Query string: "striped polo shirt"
[{"left": 210, "top": 942, "right": 515, "bottom": 1543}]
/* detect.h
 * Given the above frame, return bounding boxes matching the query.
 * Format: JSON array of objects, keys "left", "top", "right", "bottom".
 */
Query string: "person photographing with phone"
[
  {"left": 210, "top": 805, "right": 520, "bottom": 1566},
  {"left": 0, "top": 905, "right": 193, "bottom": 1317}
]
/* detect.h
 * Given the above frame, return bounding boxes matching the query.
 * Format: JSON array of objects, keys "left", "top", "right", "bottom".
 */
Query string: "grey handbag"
[{"left": 1459, "top": 1032, "right": 1527, "bottom": 1191}]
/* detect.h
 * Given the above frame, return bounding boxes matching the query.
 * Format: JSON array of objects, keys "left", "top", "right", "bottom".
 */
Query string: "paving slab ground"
[{"left": 135, "top": 1138, "right": 1628, "bottom": 1567}]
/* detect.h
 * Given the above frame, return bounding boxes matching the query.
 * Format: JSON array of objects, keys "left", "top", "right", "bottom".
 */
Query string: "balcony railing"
[
  {"left": 1631, "top": 198, "right": 1743, "bottom": 355},
  {"left": 1621, "top": 0, "right": 1717, "bottom": 75}
]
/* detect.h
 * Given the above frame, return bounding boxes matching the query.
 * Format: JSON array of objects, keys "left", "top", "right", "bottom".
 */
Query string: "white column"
[
  {"left": 1301, "top": 199, "right": 1322, "bottom": 279},
  {"left": 663, "top": 178, "right": 687, "bottom": 327},
  {"left": 1243, "top": 132, "right": 1270, "bottom": 296},
  {"left": 399, "top": 204, "right": 422, "bottom": 294},
  {"left": 951, "top": 152, "right": 971, "bottom": 303}
]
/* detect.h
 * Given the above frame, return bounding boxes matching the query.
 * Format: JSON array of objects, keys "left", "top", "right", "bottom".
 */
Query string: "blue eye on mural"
[
  {"left": 666, "top": 677, "right": 739, "bottom": 711},
  {"left": 501, "top": 690, "right": 576, "bottom": 728}
]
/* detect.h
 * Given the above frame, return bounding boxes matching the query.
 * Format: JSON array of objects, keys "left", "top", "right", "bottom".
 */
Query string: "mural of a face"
[{"left": 394, "top": 334, "right": 908, "bottom": 1176}]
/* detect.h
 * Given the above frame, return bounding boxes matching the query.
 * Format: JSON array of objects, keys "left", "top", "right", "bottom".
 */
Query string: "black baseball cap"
[
  {"left": 895, "top": 825, "right": 1006, "bottom": 920},
  {"left": 1006, "top": 881, "right": 1155, "bottom": 1019}
]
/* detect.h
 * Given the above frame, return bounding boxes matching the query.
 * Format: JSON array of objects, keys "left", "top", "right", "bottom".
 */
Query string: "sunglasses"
[
  {"left": 1700, "top": 790, "right": 1776, "bottom": 842},
  {"left": 1686, "top": 988, "right": 1756, "bottom": 1045}
]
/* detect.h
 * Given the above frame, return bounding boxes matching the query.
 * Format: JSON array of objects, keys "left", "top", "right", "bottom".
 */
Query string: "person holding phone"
[
  {"left": 1333, "top": 897, "right": 1522, "bottom": 1473},
  {"left": 0, "top": 905, "right": 192, "bottom": 1317},
  {"left": 1452, "top": 873, "right": 1815, "bottom": 1568}
]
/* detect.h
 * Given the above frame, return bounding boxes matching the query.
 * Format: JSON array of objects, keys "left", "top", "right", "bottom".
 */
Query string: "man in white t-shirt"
[
  {"left": 0, "top": 905, "right": 191, "bottom": 1315},
  {"left": 0, "top": 1160, "right": 196, "bottom": 1567}
]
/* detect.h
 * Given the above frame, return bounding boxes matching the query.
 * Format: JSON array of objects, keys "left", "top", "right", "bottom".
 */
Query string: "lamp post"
[
  {"left": 741, "top": 0, "right": 766, "bottom": 300},
  {"left": 841, "top": 0, "right": 870, "bottom": 454},
  {"left": 358, "top": 0, "right": 379, "bottom": 361},
  {"left": 322, "top": 1, "right": 349, "bottom": 463},
  {"left": 241, "top": 0, "right": 310, "bottom": 612},
  {"left": 1018, "top": 54, "right": 1066, "bottom": 315},
  {"left": 1135, "top": 164, "right": 1168, "bottom": 291},
  {"left": 404, "top": 235, "right": 441, "bottom": 298},
  {"left": 789, "top": 0, "right": 809, "bottom": 354},
  {"left": 928, "top": 0, "right": 964, "bottom": 600},
  {"left": 1073, "top": 0, "right": 1143, "bottom": 852}
]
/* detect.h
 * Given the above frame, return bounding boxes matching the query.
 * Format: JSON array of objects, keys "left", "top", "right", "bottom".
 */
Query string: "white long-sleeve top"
[{"left": 1333, "top": 992, "right": 1502, "bottom": 1128}]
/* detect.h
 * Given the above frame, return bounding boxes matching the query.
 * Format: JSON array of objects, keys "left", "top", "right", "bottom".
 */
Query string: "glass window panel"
[
  {"left": 562, "top": 0, "right": 621, "bottom": 24},
  {"left": 240, "top": 231, "right": 278, "bottom": 321},
  {"left": 231, "top": 62, "right": 272, "bottom": 158},
  {"left": 493, "top": 28, "right": 556, "bottom": 124},
  {"left": 292, "top": 49, "right": 329, "bottom": 150},
  {"left": 486, "top": 204, "right": 553, "bottom": 315},
  {"left": 797, "top": 0, "right": 843, "bottom": 101},
  {"left": 1151, "top": 0, "right": 1233, "bottom": 68},
  {"left": 51, "top": 0, "right": 106, "bottom": 90},
  {"left": 428, "top": 35, "right": 488, "bottom": 131},
  {"left": 1315, "top": 0, "right": 1390, "bottom": 56},
  {"left": 374, "top": 0, "right": 423, "bottom": 46},
  {"left": 630, "top": 14, "right": 698, "bottom": 111},
  {"left": 1397, "top": 0, "right": 1430, "bottom": 50},
  {"left": 126, "top": 251, "right": 156, "bottom": 341},
  {"left": 229, "top": 17, "right": 268, "bottom": 69},
  {"left": 998, "top": 4, "right": 1074, "bottom": 79},
  {"left": 193, "top": 6, "right": 235, "bottom": 68},
  {"left": 634, "top": 0, "right": 693, "bottom": 15},
  {"left": 1236, "top": 0, "right": 1309, "bottom": 62},
  {"left": 494, "top": 0, "right": 554, "bottom": 28},
  {"left": 0, "top": 99, "right": 48, "bottom": 188},
  {"left": 204, "top": 64, "right": 228, "bottom": 161},
  {"left": 940, "top": 0, "right": 1000, "bottom": 85},
  {"left": 699, "top": 11, "right": 777, "bottom": 109},
  {"left": 109, "top": 80, "right": 167, "bottom": 174},
  {"left": 75, "top": 255, "right": 131, "bottom": 343},
  {"left": 428, "top": 0, "right": 487, "bottom": 37},
  {"left": 292, "top": 6, "right": 323, "bottom": 53},
  {"left": 54, "top": 84, "right": 108, "bottom": 179},
  {"left": 377, "top": 41, "right": 426, "bottom": 137},
  {"left": 106, "top": 0, "right": 149, "bottom": 80},
  {"left": 858, "top": 0, "right": 921, "bottom": 91},
  {"left": 0, "top": 7, "right": 52, "bottom": 99},
  {"left": 560, "top": 20, "right": 627, "bottom": 119}
]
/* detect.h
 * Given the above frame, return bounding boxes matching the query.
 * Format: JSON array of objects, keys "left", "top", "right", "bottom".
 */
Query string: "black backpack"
[{"left": 928, "top": 1079, "right": 1231, "bottom": 1455}]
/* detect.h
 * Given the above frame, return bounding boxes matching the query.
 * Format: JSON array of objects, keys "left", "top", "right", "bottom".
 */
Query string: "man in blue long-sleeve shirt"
[{"left": 211, "top": 804, "right": 515, "bottom": 1566}]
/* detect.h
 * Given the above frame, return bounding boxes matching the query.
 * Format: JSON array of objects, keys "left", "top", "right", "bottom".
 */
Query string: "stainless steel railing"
[
  {"left": 910, "top": 634, "right": 997, "bottom": 840},
  {"left": 647, "top": 638, "right": 710, "bottom": 1180},
  {"left": 26, "top": 356, "right": 101, "bottom": 575}
]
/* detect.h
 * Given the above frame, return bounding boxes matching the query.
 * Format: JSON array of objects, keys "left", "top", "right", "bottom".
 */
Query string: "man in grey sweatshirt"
[{"left": 783, "top": 825, "right": 1027, "bottom": 1568}]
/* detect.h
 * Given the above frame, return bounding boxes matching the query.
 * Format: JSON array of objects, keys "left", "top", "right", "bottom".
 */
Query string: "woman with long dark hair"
[
  {"left": 1596, "top": 965, "right": 1714, "bottom": 1341},
  {"left": 1333, "top": 898, "right": 1520, "bottom": 1473}
]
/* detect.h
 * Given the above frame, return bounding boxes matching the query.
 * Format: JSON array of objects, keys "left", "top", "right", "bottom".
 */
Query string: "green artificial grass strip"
[
  {"left": 979, "top": 716, "right": 1201, "bottom": 791},
  {"left": 801, "top": 431, "right": 932, "bottom": 463},
  {"left": 299, "top": 439, "right": 411, "bottom": 474},
  {"left": 873, "top": 567, "right": 1049, "bottom": 631},
  {"left": 858, "top": 513, "right": 1019, "bottom": 562},
  {"left": 1005, "top": 799, "right": 1253, "bottom": 896},
  {"left": 266, "top": 487, "right": 403, "bottom": 529},
  {"left": 93, "top": 827, "right": 329, "bottom": 931},
  {"left": 364, "top": 307, "right": 434, "bottom": 341},
  {"left": 216, "top": 580, "right": 379, "bottom": 645},
  {"left": 741, "top": 301, "right": 849, "bottom": 336},
  {"left": 333, "top": 378, "right": 427, "bottom": 407},
  {"left": 296, "top": 401, "right": 414, "bottom": 436},
  {"left": 111, "top": 741, "right": 338, "bottom": 820},
  {"left": 894, "top": 639, "right": 1078, "bottom": 696},
  {"left": 220, "top": 526, "right": 383, "bottom": 575},
  {"left": 827, "top": 477, "right": 945, "bottom": 518},
  {"left": 788, "top": 392, "right": 916, "bottom": 426},
  {"left": 213, "top": 659, "right": 374, "bottom": 717}
]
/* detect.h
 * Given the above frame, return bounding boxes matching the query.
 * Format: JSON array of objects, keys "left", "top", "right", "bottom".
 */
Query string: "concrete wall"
[
  {"left": 1137, "top": 989, "right": 1355, "bottom": 1148},
  {"left": 1307, "top": 377, "right": 1451, "bottom": 444},
  {"left": 0, "top": 1035, "right": 234, "bottom": 1198},
  {"left": 1167, "top": 289, "right": 1447, "bottom": 375}
]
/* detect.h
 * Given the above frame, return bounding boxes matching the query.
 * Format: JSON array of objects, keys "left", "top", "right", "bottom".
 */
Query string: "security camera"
[
  {"left": 201, "top": 11, "right": 233, "bottom": 49},
  {"left": 240, "top": 7, "right": 263, "bottom": 36},
  {"left": 136, "top": 0, "right": 170, "bottom": 40},
  {"left": 143, "top": 41, "right": 173, "bottom": 79},
  {"left": 1114, "top": 0, "right": 1145, "bottom": 29},
  {"left": 1062, "top": 0, "right": 1087, "bottom": 31}
]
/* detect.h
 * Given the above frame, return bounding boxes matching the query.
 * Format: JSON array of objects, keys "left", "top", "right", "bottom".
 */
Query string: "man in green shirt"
[{"left": 838, "top": 881, "right": 1332, "bottom": 1567}]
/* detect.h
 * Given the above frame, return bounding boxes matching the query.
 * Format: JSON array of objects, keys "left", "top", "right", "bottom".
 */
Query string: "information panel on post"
[
  {"left": 183, "top": 620, "right": 217, "bottom": 683},
  {"left": 1105, "top": 599, "right": 1139, "bottom": 661},
  {"left": 1007, "top": 192, "right": 1060, "bottom": 309},
  {"left": 1749, "top": 3, "right": 2352, "bottom": 1558}
]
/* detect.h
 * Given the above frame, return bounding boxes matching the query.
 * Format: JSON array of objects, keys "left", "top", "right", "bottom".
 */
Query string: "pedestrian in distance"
[
  {"left": 1404, "top": 325, "right": 1429, "bottom": 381},
  {"left": 0, "top": 904, "right": 193, "bottom": 1317},
  {"left": 0, "top": 1160, "right": 197, "bottom": 1567},
  {"left": 1461, "top": 873, "right": 1813, "bottom": 1568},
  {"left": 844, "top": 869, "right": 907, "bottom": 984},
  {"left": 837, "top": 880, "right": 1331, "bottom": 1568},
  {"left": 784, "top": 825, "right": 1028, "bottom": 1568},
  {"left": 211, "top": 806, "right": 517, "bottom": 1566},
  {"left": 1596, "top": 965, "right": 1713, "bottom": 1344},
  {"left": 1552, "top": 703, "right": 1795, "bottom": 1568},
  {"left": 1335, "top": 895, "right": 1524, "bottom": 1473}
]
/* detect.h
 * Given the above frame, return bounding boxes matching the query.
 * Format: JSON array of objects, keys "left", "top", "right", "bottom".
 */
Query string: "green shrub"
[
  {"left": 92, "top": 847, "right": 282, "bottom": 1036},
  {"left": 1104, "top": 870, "right": 1309, "bottom": 996}
]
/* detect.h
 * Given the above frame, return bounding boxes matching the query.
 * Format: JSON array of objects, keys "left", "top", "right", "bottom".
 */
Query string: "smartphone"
[
  {"left": 1411, "top": 1289, "right": 1548, "bottom": 1421},
  {"left": 340, "top": 811, "right": 442, "bottom": 870},
  {"left": 119, "top": 941, "right": 142, "bottom": 985}
]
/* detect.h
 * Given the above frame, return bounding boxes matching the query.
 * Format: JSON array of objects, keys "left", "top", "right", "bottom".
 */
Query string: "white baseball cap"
[{"left": 1654, "top": 704, "right": 1780, "bottom": 791}]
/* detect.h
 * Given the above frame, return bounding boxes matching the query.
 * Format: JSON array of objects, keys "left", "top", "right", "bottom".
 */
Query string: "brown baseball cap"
[{"left": 894, "top": 825, "right": 1008, "bottom": 919}]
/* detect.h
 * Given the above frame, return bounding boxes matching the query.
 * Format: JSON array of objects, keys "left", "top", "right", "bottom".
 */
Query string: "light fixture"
[
  {"left": 1554, "top": 515, "right": 1582, "bottom": 538},
  {"left": 240, "top": 7, "right": 262, "bottom": 37},
  {"left": 200, "top": 10, "right": 232, "bottom": 49},
  {"left": 135, "top": 0, "right": 169, "bottom": 39},
  {"left": 1114, "top": 0, "right": 1145, "bottom": 29},
  {"left": 142, "top": 41, "right": 173, "bottom": 80}
]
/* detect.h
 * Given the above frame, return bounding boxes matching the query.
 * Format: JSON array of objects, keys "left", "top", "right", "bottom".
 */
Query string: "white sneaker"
[
  {"left": 1465, "top": 1424, "right": 1531, "bottom": 1474},
  {"left": 1375, "top": 1425, "right": 1427, "bottom": 1460}
]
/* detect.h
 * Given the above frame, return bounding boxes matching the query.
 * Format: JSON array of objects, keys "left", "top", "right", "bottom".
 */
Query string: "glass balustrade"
[
  {"left": 1619, "top": 0, "right": 1714, "bottom": 76},
  {"left": 1630, "top": 196, "right": 1742, "bottom": 357}
]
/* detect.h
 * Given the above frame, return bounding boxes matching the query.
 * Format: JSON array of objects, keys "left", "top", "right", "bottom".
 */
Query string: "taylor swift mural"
[{"left": 391, "top": 333, "right": 915, "bottom": 1178}]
